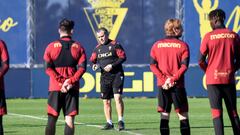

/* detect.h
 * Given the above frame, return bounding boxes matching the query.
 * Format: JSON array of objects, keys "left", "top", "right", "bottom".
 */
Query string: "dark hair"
[
  {"left": 59, "top": 18, "right": 74, "bottom": 33},
  {"left": 96, "top": 27, "right": 109, "bottom": 36},
  {"left": 208, "top": 9, "right": 226, "bottom": 22}
]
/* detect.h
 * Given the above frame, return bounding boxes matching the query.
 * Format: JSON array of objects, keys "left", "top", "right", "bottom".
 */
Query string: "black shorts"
[
  {"left": 207, "top": 84, "right": 237, "bottom": 111},
  {"left": 157, "top": 87, "right": 188, "bottom": 113},
  {"left": 47, "top": 89, "right": 79, "bottom": 117},
  {"left": 0, "top": 90, "right": 7, "bottom": 116},
  {"left": 100, "top": 72, "right": 124, "bottom": 99}
]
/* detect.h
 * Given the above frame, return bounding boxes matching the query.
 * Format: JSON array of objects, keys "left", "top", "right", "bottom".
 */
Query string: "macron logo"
[
  {"left": 157, "top": 43, "right": 181, "bottom": 48},
  {"left": 210, "top": 33, "right": 235, "bottom": 40}
]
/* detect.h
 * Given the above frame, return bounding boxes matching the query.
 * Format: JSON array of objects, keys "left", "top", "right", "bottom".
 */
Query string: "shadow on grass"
[
  {"left": 5, "top": 130, "right": 18, "bottom": 134},
  {"left": 6, "top": 123, "right": 46, "bottom": 128},
  {"left": 79, "top": 121, "right": 159, "bottom": 126},
  {"left": 190, "top": 125, "right": 232, "bottom": 129},
  {"left": 121, "top": 125, "right": 233, "bottom": 131}
]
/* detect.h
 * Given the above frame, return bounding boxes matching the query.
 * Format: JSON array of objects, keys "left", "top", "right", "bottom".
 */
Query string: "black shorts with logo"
[
  {"left": 47, "top": 89, "right": 79, "bottom": 117},
  {"left": 100, "top": 72, "right": 124, "bottom": 99},
  {"left": 157, "top": 86, "right": 189, "bottom": 113}
]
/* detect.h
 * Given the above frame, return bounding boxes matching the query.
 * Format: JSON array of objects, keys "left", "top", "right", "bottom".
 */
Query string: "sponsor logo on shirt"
[
  {"left": 210, "top": 33, "right": 235, "bottom": 40},
  {"left": 157, "top": 43, "right": 181, "bottom": 48},
  {"left": 214, "top": 69, "right": 231, "bottom": 79},
  {"left": 72, "top": 43, "right": 79, "bottom": 48},
  {"left": 54, "top": 43, "right": 62, "bottom": 48},
  {"left": 98, "top": 52, "right": 113, "bottom": 58}
]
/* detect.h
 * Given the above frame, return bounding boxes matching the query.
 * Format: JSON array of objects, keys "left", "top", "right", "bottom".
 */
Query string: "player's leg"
[
  {"left": 114, "top": 94, "right": 124, "bottom": 130},
  {"left": 45, "top": 115, "right": 58, "bottom": 135},
  {"left": 158, "top": 87, "right": 172, "bottom": 135},
  {"left": 177, "top": 112, "right": 190, "bottom": 135},
  {"left": 101, "top": 75, "right": 114, "bottom": 130},
  {"left": 207, "top": 85, "right": 223, "bottom": 135},
  {"left": 103, "top": 99, "right": 113, "bottom": 129},
  {"left": 113, "top": 72, "right": 125, "bottom": 130},
  {"left": 64, "top": 116, "right": 75, "bottom": 135},
  {"left": 222, "top": 84, "right": 240, "bottom": 135},
  {"left": 0, "top": 90, "right": 7, "bottom": 135},
  {"left": 172, "top": 87, "right": 190, "bottom": 135},
  {"left": 45, "top": 91, "right": 61, "bottom": 135},
  {"left": 0, "top": 116, "right": 3, "bottom": 135},
  {"left": 63, "top": 89, "right": 79, "bottom": 135},
  {"left": 160, "top": 112, "right": 170, "bottom": 135}
]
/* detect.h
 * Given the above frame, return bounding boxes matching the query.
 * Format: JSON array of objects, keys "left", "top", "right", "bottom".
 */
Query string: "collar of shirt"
[
  {"left": 165, "top": 36, "right": 180, "bottom": 39},
  {"left": 60, "top": 36, "right": 72, "bottom": 41}
]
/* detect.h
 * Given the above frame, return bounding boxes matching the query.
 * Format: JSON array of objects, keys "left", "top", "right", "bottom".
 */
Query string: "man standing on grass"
[
  {"left": 0, "top": 39, "right": 9, "bottom": 135},
  {"left": 198, "top": 9, "right": 240, "bottom": 135},
  {"left": 150, "top": 18, "right": 191, "bottom": 135},
  {"left": 44, "top": 18, "right": 86, "bottom": 135},
  {"left": 90, "top": 27, "right": 126, "bottom": 131}
]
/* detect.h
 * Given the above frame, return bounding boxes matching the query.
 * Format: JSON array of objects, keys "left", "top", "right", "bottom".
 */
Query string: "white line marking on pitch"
[{"left": 8, "top": 113, "right": 143, "bottom": 135}]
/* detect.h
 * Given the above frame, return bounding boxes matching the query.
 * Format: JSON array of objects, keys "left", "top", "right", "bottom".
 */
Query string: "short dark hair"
[
  {"left": 59, "top": 18, "right": 74, "bottom": 33},
  {"left": 96, "top": 27, "right": 109, "bottom": 36},
  {"left": 208, "top": 9, "right": 226, "bottom": 22}
]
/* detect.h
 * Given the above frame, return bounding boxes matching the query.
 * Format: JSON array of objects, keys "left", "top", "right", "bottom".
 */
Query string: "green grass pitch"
[{"left": 3, "top": 98, "right": 240, "bottom": 135}]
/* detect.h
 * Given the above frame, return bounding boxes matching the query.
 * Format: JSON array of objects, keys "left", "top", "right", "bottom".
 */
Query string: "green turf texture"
[{"left": 4, "top": 98, "right": 240, "bottom": 135}]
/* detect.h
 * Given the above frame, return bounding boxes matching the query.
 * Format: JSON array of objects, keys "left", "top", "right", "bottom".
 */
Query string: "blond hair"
[{"left": 164, "top": 19, "right": 183, "bottom": 37}]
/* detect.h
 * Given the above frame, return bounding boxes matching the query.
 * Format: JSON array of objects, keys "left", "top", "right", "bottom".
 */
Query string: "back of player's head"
[
  {"left": 59, "top": 18, "right": 74, "bottom": 33},
  {"left": 96, "top": 27, "right": 109, "bottom": 36},
  {"left": 208, "top": 9, "right": 226, "bottom": 23},
  {"left": 164, "top": 18, "right": 183, "bottom": 37}
]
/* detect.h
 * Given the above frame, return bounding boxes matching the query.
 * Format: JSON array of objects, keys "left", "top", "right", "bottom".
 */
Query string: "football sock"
[
  {"left": 213, "top": 117, "right": 224, "bottom": 135},
  {"left": 230, "top": 116, "right": 240, "bottom": 135},
  {"left": 107, "top": 120, "right": 113, "bottom": 125},
  {"left": 45, "top": 115, "right": 57, "bottom": 135},
  {"left": 180, "top": 119, "right": 190, "bottom": 135},
  {"left": 118, "top": 116, "right": 124, "bottom": 122},
  {"left": 64, "top": 124, "right": 74, "bottom": 135},
  {"left": 0, "top": 116, "right": 3, "bottom": 135},
  {"left": 160, "top": 119, "right": 169, "bottom": 135}
]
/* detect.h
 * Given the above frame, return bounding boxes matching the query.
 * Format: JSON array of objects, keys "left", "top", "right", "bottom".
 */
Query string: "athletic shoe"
[
  {"left": 118, "top": 121, "right": 125, "bottom": 131},
  {"left": 101, "top": 123, "right": 114, "bottom": 130}
]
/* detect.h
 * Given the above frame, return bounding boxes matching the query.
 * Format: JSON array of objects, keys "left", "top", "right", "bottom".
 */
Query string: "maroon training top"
[
  {"left": 199, "top": 28, "right": 240, "bottom": 85},
  {"left": 43, "top": 37, "right": 86, "bottom": 91},
  {"left": 150, "top": 37, "right": 190, "bottom": 88},
  {"left": 0, "top": 40, "right": 9, "bottom": 90}
]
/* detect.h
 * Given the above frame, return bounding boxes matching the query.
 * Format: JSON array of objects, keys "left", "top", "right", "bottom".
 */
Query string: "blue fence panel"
[
  {"left": 5, "top": 68, "right": 30, "bottom": 98},
  {"left": 0, "top": 0, "right": 27, "bottom": 64},
  {"left": 34, "top": 0, "right": 175, "bottom": 64}
]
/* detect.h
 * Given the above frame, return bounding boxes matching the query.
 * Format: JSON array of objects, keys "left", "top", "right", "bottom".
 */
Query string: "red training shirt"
[
  {"left": 199, "top": 28, "right": 240, "bottom": 84},
  {"left": 0, "top": 40, "right": 9, "bottom": 90},
  {"left": 150, "top": 37, "right": 190, "bottom": 88},
  {"left": 43, "top": 37, "right": 86, "bottom": 91}
]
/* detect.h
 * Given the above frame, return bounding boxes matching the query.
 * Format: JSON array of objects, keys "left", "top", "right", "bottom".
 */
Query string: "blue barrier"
[{"left": 4, "top": 66, "right": 240, "bottom": 98}]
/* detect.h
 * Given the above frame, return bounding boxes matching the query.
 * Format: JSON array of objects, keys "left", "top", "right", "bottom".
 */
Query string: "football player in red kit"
[
  {"left": 0, "top": 40, "right": 9, "bottom": 135},
  {"left": 198, "top": 9, "right": 240, "bottom": 135},
  {"left": 44, "top": 19, "right": 86, "bottom": 135},
  {"left": 90, "top": 27, "right": 126, "bottom": 131},
  {"left": 150, "top": 19, "right": 190, "bottom": 135}
]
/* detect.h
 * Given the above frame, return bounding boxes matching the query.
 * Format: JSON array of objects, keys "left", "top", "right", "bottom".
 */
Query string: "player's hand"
[
  {"left": 92, "top": 64, "right": 99, "bottom": 71},
  {"left": 61, "top": 79, "right": 72, "bottom": 93},
  {"left": 104, "top": 64, "right": 112, "bottom": 72},
  {"left": 162, "top": 77, "right": 175, "bottom": 90},
  {"left": 166, "top": 77, "right": 176, "bottom": 89},
  {"left": 162, "top": 82, "right": 169, "bottom": 90}
]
